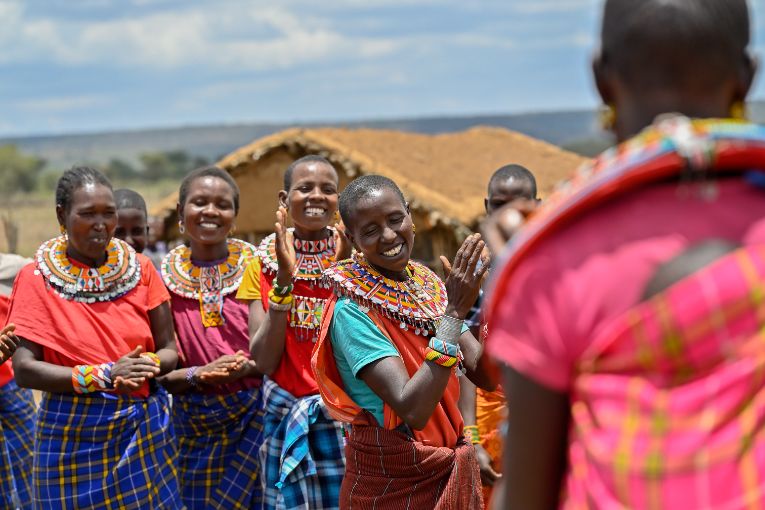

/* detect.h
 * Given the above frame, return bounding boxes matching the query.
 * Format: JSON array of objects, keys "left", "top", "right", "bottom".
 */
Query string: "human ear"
[
  {"left": 55, "top": 204, "right": 66, "bottom": 229},
  {"left": 278, "top": 190, "right": 289, "bottom": 210}
]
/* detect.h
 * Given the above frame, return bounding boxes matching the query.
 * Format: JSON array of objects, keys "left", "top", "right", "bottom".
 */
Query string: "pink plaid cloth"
[{"left": 564, "top": 245, "right": 765, "bottom": 509}]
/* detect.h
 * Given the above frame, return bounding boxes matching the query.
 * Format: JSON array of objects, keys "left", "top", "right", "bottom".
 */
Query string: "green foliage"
[
  {"left": 103, "top": 158, "right": 138, "bottom": 180},
  {"left": 0, "top": 145, "right": 46, "bottom": 195},
  {"left": 139, "top": 151, "right": 208, "bottom": 181}
]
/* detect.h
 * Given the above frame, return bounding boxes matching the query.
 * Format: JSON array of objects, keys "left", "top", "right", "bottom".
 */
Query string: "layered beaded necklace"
[
  {"left": 324, "top": 253, "right": 447, "bottom": 337},
  {"left": 162, "top": 238, "right": 257, "bottom": 327},
  {"left": 258, "top": 227, "right": 336, "bottom": 285},
  {"left": 36, "top": 235, "right": 141, "bottom": 303},
  {"left": 259, "top": 228, "right": 337, "bottom": 341}
]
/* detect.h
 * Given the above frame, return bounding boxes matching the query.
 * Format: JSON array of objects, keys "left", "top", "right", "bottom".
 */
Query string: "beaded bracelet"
[
  {"left": 269, "top": 301, "right": 292, "bottom": 312},
  {"left": 429, "top": 337, "right": 461, "bottom": 358},
  {"left": 186, "top": 366, "right": 200, "bottom": 388},
  {"left": 463, "top": 425, "right": 481, "bottom": 445},
  {"left": 272, "top": 282, "right": 294, "bottom": 297},
  {"left": 425, "top": 347, "right": 459, "bottom": 368},
  {"left": 268, "top": 289, "right": 294, "bottom": 305},
  {"left": 140, "top": 352, "right": 161, "bottom": 366},
  {"left": 72, "top": 362, "right": 114, "bottom": 394}
]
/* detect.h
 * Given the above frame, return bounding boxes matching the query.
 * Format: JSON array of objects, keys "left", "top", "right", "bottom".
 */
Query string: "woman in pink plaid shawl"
[{"left": 485, "top": 0, "right": 765, "bottom": 508}]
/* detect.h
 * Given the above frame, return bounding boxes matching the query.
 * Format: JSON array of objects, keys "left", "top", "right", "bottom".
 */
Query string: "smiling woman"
[
  {"left": 157, "top": 165, "right": 265, "bottom": 510},
  {"left": 312, "top": 174, "right": 499, "bottom": 509},
  {"left": 236, "top": 155, "right": 350, "bottom": 510},
  {"left": 8, "top": 166, "right": 182, "bottom": 508}
]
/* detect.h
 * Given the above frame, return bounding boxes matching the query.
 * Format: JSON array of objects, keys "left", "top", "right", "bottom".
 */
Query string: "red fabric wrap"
[{"left": 340, "top": 415, "right": 483, "bottom": 509}]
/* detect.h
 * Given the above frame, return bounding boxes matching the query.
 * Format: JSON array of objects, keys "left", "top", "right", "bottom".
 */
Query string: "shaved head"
[{"left": 601, "top": 0, "right": 750, "bottom": 91}]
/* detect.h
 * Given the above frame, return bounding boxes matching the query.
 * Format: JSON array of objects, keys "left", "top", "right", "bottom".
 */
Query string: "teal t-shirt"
[
  {"left": 329, "top": 296, "right": 470, "bottom": 426},
  {"left": 329, "top": 297, "right": 400, "bottom": 426}
]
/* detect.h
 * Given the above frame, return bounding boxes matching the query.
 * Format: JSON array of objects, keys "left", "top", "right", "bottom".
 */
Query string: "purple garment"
[{"left": 170, "top": 293, "right": 261, "bottom": 395}]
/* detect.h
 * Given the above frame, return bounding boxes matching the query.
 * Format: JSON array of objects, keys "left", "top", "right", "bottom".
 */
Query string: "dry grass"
[{"left": 0, "top": 180, "right": 179, "bottom": 257}]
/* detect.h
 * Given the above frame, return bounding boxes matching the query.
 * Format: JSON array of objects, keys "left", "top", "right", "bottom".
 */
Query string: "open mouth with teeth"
[
  {"left": 305, "top": 207, "right": 327, "bottom": 217},
  {"left": 382, "top": 243, "right": 404, "bottom": 257},
  {"left": 199, "top": 222, "right": 221, "bottom": 229}
]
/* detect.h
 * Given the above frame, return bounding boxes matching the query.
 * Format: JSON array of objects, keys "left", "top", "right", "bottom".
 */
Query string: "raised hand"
[
  {"left": 111, "top": 346, "right": 161, "bottom": 394},
  {"left": 441, "top": 234, "right": 489, "bottom": 319},
  {"left": 0, "top": 324, "right": 19, "bottom": 364},
  {"left": 333, "top": 221, "right": 352, "bottom": 261},
  {"left": 275, "top": 206, "right": 296, "bottom": 286}
]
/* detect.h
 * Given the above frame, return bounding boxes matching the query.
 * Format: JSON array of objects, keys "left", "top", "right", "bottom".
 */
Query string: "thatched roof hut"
[{"left": 153, "top": 126, "right": 587, "bottom": 267}]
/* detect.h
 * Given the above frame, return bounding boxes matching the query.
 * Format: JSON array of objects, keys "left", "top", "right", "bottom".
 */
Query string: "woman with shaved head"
[{"left": 486, "top": 0, "right": 765, "bottom": 508}]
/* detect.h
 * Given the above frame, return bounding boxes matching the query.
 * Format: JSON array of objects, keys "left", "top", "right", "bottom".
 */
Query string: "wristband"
[
  {"left": 269, "top": 300, "right": 292, "bottom": 312},
  {"left": 140, "top": 352, "right": 161, "bottom": 367},
  {"left": 272, "top": 282, "right": 294, "bottom": 297},
  {"left": 436, "top": 315, "right": 464, "bottom": 345},
  {"left": 186, "top": 366, "right": 200, "bottom": 388},
  {"left": 463, "top": 425, "right": 481, "bottom": 445},
  {"left": 428, "top": 337, "right": 461, "bottom": 358},
  {"left": 72, "top": 362, "right": 114, "bottom": 394},
  {"left": 425, "top": 347, "right": 459, "bottom": 368},
  {"left": 268, "top": 289, "right": 294, "bottom": 306}
]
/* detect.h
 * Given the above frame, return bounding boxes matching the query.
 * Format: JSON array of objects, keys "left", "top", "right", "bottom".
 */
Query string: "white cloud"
[{"left": 0, "top": 2, "right": 408, "bottom": 70}]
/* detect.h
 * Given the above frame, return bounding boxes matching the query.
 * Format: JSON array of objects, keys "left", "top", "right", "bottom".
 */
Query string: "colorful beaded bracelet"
[
  {"left": 268, "top": 288, "right": 294, "bottom": 305},
  {"left": 463, "top": 425, "right": 481, "bottom": 445},
  {"left": 72, "top": 362, "right": 114, "bottom": 394},
  {"left": 425, "top": 347, "right": 459, "bottom": 368},
  {"left": 140, "top": 352, "right": 161, "bottom": 366},
  {"left": 186, "top": 366, "right": 200, "bottom": 388},
  {"left": 429, "top": 337, "right": 461, "bottom": 358},
  {"left": 272, "top": 282, "right": 294, "bottom": 297}
]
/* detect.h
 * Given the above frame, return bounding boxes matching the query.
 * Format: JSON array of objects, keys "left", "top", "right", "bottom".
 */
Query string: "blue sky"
[{"left": 2, "top": 0, "right": 765, "bottom": 137}]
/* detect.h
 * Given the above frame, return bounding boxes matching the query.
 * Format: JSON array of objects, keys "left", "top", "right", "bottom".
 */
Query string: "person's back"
[{"left": 486, "top": 1, "right": 765, "bottom": 508}]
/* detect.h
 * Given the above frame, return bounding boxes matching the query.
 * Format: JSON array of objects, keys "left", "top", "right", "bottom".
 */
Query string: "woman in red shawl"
[{"left": 10, "top": 167, "right": 182, "bottom": 508}]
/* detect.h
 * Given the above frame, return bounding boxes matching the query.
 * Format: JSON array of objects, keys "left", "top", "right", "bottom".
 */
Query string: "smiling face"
[
  {"left": 57, "top": 183, "right": 117, "bottom": 266},
  {"left": 346, "top": 187, "right": 414, "bottom": 279},
  {"left": 180, "top": 176, "right": 237, "bottom": 249},
  {"left": 280, "top": 162, "right": 339, "bottom": 235},
  {"left": 115, "top": 208, "right": 149, "bottom": 253}
]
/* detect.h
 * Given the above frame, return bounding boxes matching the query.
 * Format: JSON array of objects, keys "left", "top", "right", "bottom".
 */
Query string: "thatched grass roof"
[{"left": 152, "top": 126, "right": 587, "bottom": 232}]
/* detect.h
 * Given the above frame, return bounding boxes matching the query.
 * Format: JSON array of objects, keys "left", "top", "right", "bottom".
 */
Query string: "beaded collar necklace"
[
  {"left": 161, "top": 238, "right": 257, "bottom": 327},
  {"left": 324, "top": 253, "right": 447, "bottom": 336},
  {"left": 35, "top": 235, "right": 141, "bottom": 303},
  {"left": 258, "top": 227, "right": 336, "bottom": 285}
]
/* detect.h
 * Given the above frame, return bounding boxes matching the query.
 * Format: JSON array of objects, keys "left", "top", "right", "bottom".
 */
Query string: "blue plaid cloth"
[
  {"left": 173, "top": 387, "right": 265, "bottom": 510},
  {"left": 260, "top": 378, "right": 345, "bottom": 510},
  {"left": 33, "top": 388, "right": 183, "bottom": 509},
  {"left": 0, "top": 380, "right": 36, "bottom": 510}
]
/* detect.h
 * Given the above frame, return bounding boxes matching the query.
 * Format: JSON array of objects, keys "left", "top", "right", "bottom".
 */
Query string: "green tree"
[
  {"left": 0, "top": 145, "right": 46, "bottom": 194},
  {"left": 103, "top": 158, "right": 138, "bottom": 181}
]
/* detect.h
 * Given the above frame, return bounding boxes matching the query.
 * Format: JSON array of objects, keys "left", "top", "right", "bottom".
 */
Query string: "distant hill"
[{"left": 3, "top": 102, "right": 764, "bottom": 168}]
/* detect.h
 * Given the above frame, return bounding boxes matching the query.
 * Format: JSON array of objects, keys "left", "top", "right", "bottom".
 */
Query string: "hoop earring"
[
  {"left": 412, "top": 223, "right": 417, "bottom": 235},
  {"left": 178, "top": 221, "right": 185, "bottom": 235},
  {"left": 229, "top": 225, "right": 236, "bottom": 236},
  {"left": 730, "top": 101, "right": 747, "bottom": 120},
  {"left": 59, "top": 225, "right": 66, "bottom": 235},
  {"left": 599, "top": 103, "right": 616, "bottom": 131}
]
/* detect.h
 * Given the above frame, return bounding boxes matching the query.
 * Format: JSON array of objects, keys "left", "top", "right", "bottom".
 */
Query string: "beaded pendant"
[
  {"left": 161, "top": 238, "right": 257, "bottom": 327},
  {"left": 259, "top": 228, "right": 337, "bottom": 341},
  {"left": 258, "top": 228, "right": 336, "bottom": 285},
  {"left": 324, "top": 253, "right": 447, "bottom": 336},
  {"left": 35, "top": 236, "right": 141, "bottom": 304}
]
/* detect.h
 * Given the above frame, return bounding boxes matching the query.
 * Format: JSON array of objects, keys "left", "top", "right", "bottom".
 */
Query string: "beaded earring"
[
  {"left": 730, "top": 101, "right": 747, "bottom": 120},
  {"left": 599, "top": 103, "right": 616, "bottom": 131}
]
